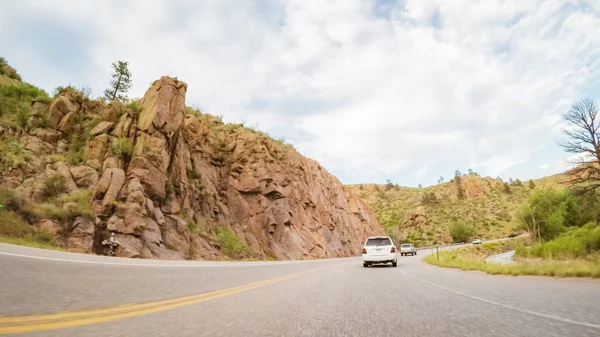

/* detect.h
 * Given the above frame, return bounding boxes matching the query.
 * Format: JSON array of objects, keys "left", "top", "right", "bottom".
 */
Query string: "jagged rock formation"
[{"left": 0, "top": 75, "right": 384, "bottom": 260}]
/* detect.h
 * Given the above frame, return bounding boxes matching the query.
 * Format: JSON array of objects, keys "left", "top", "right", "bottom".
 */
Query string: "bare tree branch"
[{"left": 557, "top": 97, "right": 600, "bottom": 194}]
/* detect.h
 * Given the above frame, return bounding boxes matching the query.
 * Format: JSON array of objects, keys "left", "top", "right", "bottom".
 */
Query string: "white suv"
[
  {"left": 362, "top": 236, "right": 397, "bottom": 268},
  {"left": 400, "top": 243, "right": 417, "bottom": 256}
]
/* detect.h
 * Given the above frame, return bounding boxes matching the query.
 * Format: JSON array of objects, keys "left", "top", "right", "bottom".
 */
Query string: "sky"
[{"left": 1, "top": 0, "right": 599, "bottom": 187}]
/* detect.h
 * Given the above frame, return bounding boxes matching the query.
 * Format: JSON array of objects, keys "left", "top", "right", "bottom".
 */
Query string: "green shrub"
[
  {"left": 516, "top": 223, "right": 600, "bottom": 260},
  {"left": 0, "top": 139, "right": 28, "bottom": 168},
  {"left": 188, "top": 221, "right": 200, "bottom": 235},
  {"left": 56, "top": 189, "right": 93, "bottom": 217},
  {"left": 0, "top": 82, "right": 48, "bottom": 128},
  {"left": 42, "top": 175, "right": 68, "bottom": 200},
  {"left": 165, "top": 180, "right": 175, "bottom": 198},
  {"left": 0, "top": 210, "right": 55, "bottom": 244},
  {"left": 109, "top": 137, "right": 133, "bottom": 158},
  {"left": 52, "top": 86, "right": 66, "bottom": 98},
  {"left": 450, "top": 220, "right": 475, "bottom": 243},
  {"left": 126, "top": 100, "right": 142, "bottom": 117},
  {"left": 0, "top": 58, "right": 22, "bottom": 81},
  {"left": 217, "top": 227, "right": 249, "bottom": 257},
  {"left": 187, "top": 169, "right": 201, "bottom": 180}
]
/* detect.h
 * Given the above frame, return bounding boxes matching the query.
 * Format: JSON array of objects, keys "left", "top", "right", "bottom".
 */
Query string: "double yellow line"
[{"left": 0, "top": 269, "right": 315, "bottom": 335}]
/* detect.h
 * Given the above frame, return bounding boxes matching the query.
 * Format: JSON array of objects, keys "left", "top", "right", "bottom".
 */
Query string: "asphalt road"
[{"left": 1, "top": 241, "right": 599, "bottom": 337}]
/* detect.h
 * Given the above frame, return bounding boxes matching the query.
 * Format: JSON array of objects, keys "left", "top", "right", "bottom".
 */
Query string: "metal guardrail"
[{"left": 416, "top": 242, "right": 465, "bottom": 251}]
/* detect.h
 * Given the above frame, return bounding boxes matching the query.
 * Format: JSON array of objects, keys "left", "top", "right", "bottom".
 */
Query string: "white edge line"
[
  {"left": 399, "top": 268, "right": 600, "bottom": 330},
  {"left": 0, "top": 251, "right": 357, "bottom": 268}
]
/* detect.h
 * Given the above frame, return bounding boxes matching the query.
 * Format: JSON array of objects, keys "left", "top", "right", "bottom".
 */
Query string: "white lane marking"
[
  {"left": 0, "top": 251, "right": 356, "bottom": 268},
  {"left": 399, "top": 268, "right": 600, "bottom": 330}
]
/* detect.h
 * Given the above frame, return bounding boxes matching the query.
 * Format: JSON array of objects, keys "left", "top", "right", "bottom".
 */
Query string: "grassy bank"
[
  {"left": 0, "top": 210, "right": 63, "bottom": 251},
  {"left": 424, "top": 238, "right": 600, "bottom": 278}
]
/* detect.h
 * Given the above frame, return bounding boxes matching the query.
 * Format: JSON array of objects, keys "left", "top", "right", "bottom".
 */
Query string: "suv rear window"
[
  {"left": 401, "top": 244, "right": 412, "bottom": 248},
  {"left": 366, "top": 238, "right": 392, "bottom": 246}
]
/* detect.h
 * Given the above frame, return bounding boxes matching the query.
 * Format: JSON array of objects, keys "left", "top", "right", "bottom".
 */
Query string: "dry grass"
[{"left": 424, "top": 239, "right": 600, "bottom": 278}]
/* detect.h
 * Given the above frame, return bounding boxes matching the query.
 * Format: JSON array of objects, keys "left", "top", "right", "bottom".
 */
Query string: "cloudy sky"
[{"left": 1, "top": 0, "right": 599, "bottom": 186}]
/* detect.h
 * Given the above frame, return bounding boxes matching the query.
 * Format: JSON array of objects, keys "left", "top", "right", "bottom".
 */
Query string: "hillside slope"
[
  {"left": 348, "top": 174, "right": 566, "bottom": 246},
  {"left": 0, "top": 68, "right": 383, "bottom": 260}
]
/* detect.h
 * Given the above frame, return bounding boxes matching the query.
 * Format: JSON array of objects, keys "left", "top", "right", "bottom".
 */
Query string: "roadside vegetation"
[
  {"left": 424, "top": 97, "right": 600, "bottom": 278},
  {"left": 424, "top": 239, "right": 600, "bottom": 278},
  {"left": 0, "top": 187, "right": 93, "bottom": 248},
  {"left": 0, "top": 208, "right": 61, "bottom": 250}
]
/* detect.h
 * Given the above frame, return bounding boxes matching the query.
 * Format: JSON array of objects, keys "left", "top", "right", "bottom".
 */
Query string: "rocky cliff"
[{"left": 0, "top": 75, "right": 383, "bottom": 260}]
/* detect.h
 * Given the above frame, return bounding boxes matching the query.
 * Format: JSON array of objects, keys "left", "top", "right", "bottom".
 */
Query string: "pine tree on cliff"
[{"left": 104, "top": 60, "right": 132, "bottom": 101}]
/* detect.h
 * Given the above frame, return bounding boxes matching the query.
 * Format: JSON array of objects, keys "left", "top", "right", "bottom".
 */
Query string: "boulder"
[
  {"left": 114, "top": 234, "right": 143, "bottom": 258},
  {"left": 57, "top": 111, "right": 78, "bottom": 132},
  {"left": 33, "top": 128, "right": 61, "bottom": 144},
  {"left": 56, "top": 162, "right": 78, "bottom": 192},
  {"left": 66, "top": 217, "right": 95, "bottom": 252},
  {"left": 48, "top": 96, "right": 77, "bottom": 129},
  {"left": 163, "top": 215, "right": 190, "bottom": 255},
  {"left": 103, "top": 100, "right": 123, "bottom": 123},
  {"left": 30, "top": 101, "right": 49, "bottom": 117},
  {"left": 90, "top": 121, "right": 115, "bottom": 137},
  {"left": 92, "top": 168, "right": 125, "bottom": 216},
  {"left": 137, "top": 76, "right": 187, "bottom": 135},
  {"left": 102, "top": 156, "right": 124, "bottom": 171},
  {"left": 84, "top": 134, "right": 109, "bottom": 164},
  {"left": 142, "top": 218, "right": 163, "bottom": 245},
  {"left": 70, "top": 166, "right": 99, "bottom": 188},
  {"left": 22, "top": 135, "right": 54, "bottom": 154},
  {"left": 106, "top": 212, "right": 147, "bottom": 236},
  {"left": 112, "top": 114, "right": 133, "bottom": 138},
  {"left": 83, "top": 100, "right": 104, "bottom": 116},
  {"left": 39, "top": 219, "right": 61, "bottom": 236}
]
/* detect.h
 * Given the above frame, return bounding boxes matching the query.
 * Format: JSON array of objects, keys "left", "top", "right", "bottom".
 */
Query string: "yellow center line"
[
  {"left": 0, "top": 275, "right": 285, "bottom": 324},
  {"left": 0, "top": 269, "right": 320, "bottom": 335}
]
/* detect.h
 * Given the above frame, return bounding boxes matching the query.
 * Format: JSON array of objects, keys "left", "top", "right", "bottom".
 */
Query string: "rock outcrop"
[{"left": 0, "top": 76, "right": 383, "bottom": 261}]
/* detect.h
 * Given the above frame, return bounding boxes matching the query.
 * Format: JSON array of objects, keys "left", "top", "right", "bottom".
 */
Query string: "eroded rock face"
[
  {"left": 2, "top": 76, "right": 383, "bottom": 261},
  {"left": 47, "top": 88, "right": 83, "bottom": 130}
]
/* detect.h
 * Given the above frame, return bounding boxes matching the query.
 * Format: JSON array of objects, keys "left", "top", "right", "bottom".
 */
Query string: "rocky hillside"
[
  {"left": 348, "top": 174, "right": 565, "bottom": 246},
  {"left": 0, "top": 68, "right": 383, "bottom": 260}
]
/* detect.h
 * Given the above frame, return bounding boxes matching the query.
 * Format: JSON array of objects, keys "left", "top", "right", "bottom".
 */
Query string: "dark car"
[{"left": 508, "top": 233, "right": 518, "bottom": 238}]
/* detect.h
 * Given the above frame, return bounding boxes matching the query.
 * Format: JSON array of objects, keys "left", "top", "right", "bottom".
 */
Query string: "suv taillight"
[
  {"left": 362, "top": 248, "right": 367, "bottom": 254},
  {"left": 391, "top": 247, "right": 396, "bottom": 253}
]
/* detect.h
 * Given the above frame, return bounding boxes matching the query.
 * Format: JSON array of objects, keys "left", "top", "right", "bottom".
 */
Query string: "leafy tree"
[
  {"left": 514, "top": 188, "right": 600, "bottom": 242},
  {"left": 503, "top": 182, "right": 511, "bottom": 194},
  {"left": 508, "top": 177, "right": 514, "bottom": 185},
  {"left": 557, "top": 97, "right": 600, "bottom": 194},
  {"left": 385, "top": 179, "right": 394, "bottom": 190},
  {"left": 450, "top": 220, "right": 475, "bottom": 243},
  {"left": 528, "top": 179, "right": 535, "bottom": 189},
  {"left": 454, "top": 170, "right": 461, "bottom": 177},
  {"left": 496, "top": 176, "right": 503, "bottom": 182},
  {"left": 437, "top": 176, "right": 444, "bottom": 184},
  {"left": 418, "top": 184, "right": 423, "bottom": 188},
  {"left": 104, "top": 60, "right": 132, "bottom": 101},
  {"left": 513, "top": 179, "right": 522, "bottom": 186}
]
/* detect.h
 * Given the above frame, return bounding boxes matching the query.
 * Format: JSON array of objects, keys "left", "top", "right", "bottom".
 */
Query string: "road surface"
[{"left": 1, "top": 241, "right": 599, "bottom": 337}]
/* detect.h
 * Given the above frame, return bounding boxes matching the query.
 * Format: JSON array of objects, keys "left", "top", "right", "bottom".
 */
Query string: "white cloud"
[{"left": 1, "top": 0, "right": 599, "bottom": 186}]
